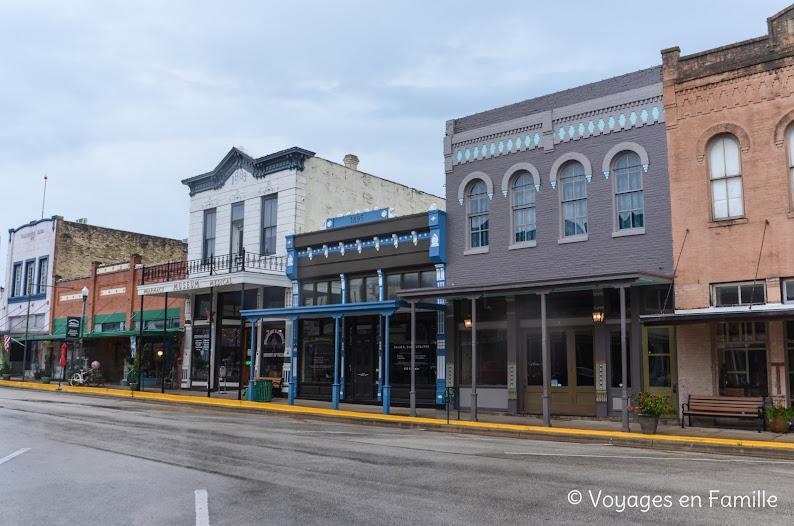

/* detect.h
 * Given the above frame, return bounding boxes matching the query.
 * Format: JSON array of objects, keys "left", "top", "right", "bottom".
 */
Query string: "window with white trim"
[
  {"left": 614, "top": 152, "right": 644, "bottom": 230},
  {"left": 468, "top": 181, "right": 489, "bottom": 248},
  {"left": 37, "top": 258, "right": 48, "bottom": 295},
  {"left": 24, "top": 261, "right": 35, "bottom": 295},
  {"left": 783, "top": 279, "right": 794, "bottom": 304},
  {"left": 708, "top": 135, "right": 743, "bottom": 220},
  {"left": 512, "top": 173, "right": 536, "bottom": 243},
  {"left": 788, "top": 127, "right": 794, "bottom": 211},
  {"left": 560, "top": 162, "right": 587, "bottom": 237},
  {"left": 261, "top": 194, "right": 278, "bottom": 256},
  {"left": 12, "top": 263, "right": 22, "bottom": 297},
  {"left": 712, "top": 282, "right": 765, "bottom": 307},
  {"left": 202, "top": 208, "right": 216, "bottom": 262}
]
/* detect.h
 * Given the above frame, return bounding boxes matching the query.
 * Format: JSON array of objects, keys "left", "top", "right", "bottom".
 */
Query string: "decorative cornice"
[
  {"left": 9, "top": 215, "right": 58, "bottom": 236},
  {"left": 182, "top": 146, "right": 315, "bottom": 196}
]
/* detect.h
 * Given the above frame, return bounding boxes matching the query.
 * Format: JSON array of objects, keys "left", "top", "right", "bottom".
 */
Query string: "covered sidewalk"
[{"left": 240, "top": 299, "right": 445, "bottom": 415}]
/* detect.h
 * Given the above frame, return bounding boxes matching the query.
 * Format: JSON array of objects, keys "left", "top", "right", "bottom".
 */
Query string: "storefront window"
[
  {"left": 193, "top": 294, "right": 211, "bottom": 322},
  {"left": 387, "top": 312, "right": 437, "bottom": 385},
  {"left": 365, "top": 277, "right": 379, "bottom": 302},
  {"left": 260, "top": 325, "right": 285, "bottom": 378},
  {"left": 218, "top": 328, "right": 242, "bottom": 381},
  {"left": 191, "top": 328, "right": 210, "bottom": 380},
  {"left": 716, "top": 322, "right": 767, "bottom": 396},
  {"left": 609, "top": 329, "right": 631, "bottom": 388},
  {"left": 526, "top": 334, "right": 542, "bottom": 386},
  {"left": 300, "top": 319, "right": 335, "bottom": 383},
  {"left": 787, "top": 321, "right": 794, "bottom": 397},
  {"left": 348, "top": 278, "right": 364, "bottom": 303},
  {"left": 459, "top": 329, "right": 507, "bottom": 385}
]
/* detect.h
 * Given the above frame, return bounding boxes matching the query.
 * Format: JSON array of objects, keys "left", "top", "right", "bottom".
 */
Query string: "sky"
[{"left": 0, "top": 0, "right": 787, "bottom": 279}]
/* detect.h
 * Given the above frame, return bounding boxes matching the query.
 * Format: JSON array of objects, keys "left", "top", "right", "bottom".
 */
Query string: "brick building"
[
  {"left": 50, "top": 254, "right": 186, "bottom": 384},
  {"left": 643, "top": 6, "right": 794, "bottom": 411},
  {"left": 2, "top": 216, "right": 186, "bottom": 379},
  {"left": 401, "top": 67, "right": 674, "bottom": 425}
]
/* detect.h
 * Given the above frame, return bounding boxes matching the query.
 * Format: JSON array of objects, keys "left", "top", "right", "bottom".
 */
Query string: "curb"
[{"left": 3, "top": 380, "right": 794, "bottom": 459}]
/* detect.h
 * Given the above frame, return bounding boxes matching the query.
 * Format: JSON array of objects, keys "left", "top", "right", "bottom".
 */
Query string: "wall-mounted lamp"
[
  {"left": 464, "top": 318, "right": 472, "bottom": 328},
  {"left": 592, "top": 287, "right": 605, "bottom": 323},
  {"left": 592, "top": 311, "right": 605, "bottom": 323}
]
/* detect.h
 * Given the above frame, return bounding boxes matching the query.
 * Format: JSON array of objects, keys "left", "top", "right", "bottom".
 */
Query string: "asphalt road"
[{"left": 1, "top": 388, "right": 793, "bottom": 526}]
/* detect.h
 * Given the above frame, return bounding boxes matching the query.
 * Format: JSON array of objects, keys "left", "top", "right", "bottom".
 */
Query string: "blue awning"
[{"left": 241, "top": 299, "right": 443, "bottom": 322}]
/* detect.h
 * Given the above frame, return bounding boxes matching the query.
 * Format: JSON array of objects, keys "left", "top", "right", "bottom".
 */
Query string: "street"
[{"left": 1, "top": 387, "right": 793, "bottom": 525}]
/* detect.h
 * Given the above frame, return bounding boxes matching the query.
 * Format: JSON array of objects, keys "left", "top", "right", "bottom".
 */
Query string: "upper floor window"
[
  {"left": 614, "top": 153, "right": 644, "bottom": 230},
  {"left": 560, "top": 162, "right": 587, "bottom": 237},
  {"left": 12, "top": 263, "right": 22, "bottom": 297},
  {"left": 24, "top": 261, "right": 35, "bottom": 296},
  {"left": 783, "top": 279, "right": 794, "bottom": 304},
  {"left": 708, "top": 135, "right": 743, "bottom": 220},
  {"left": 230, "top": 202, "right": 244, "bottom": 256},
  {"left": 712, "top": 282, "right": 765, "bottom": 307},
  {"left": 468, "top": 181, "right": 489, "bottom": 248},
  {"left": 37, "top": 258, "right": 48, "bottom": 295},
  {"left": 347, "top": 276, "right": 379, "bottom": 303},
  {"left": 512, "top": 173, "right": 536, "bottom": 243},
  {"left": 202, "top": 209, "right": 216, "bottom": 261},
  {"left": 788, "top": 128, "right": 794, "bottom": 210},
  {"left": 261, "top": 195, "right": 278, "bottom": 256}
]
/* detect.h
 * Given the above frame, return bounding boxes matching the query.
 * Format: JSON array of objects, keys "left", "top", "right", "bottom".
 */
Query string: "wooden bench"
[{"left": 681, "top": 395, "right": 765, "bottom": 432}]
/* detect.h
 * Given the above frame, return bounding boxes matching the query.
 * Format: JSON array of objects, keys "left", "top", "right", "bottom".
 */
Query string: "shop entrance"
[
  {"left": 524, "top": 327, "right": 596, "bottom": 415},
  {"left": 643, "top": 326, "right": 676, "bottom": 400},
  {"left": 347, "top": 316, "right": 378, "bottom": 402}
]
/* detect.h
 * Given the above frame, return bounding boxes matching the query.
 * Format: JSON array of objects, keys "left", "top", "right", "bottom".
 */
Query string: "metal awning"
[
  {"left": 641, "top": 303, "right": 794, "bottom": 326},
  {"left": 396, "top": 270, "right": 672, "bottom": 301},
  {"left": 241, "top": 299, "right": 444, "bottom": 322}
]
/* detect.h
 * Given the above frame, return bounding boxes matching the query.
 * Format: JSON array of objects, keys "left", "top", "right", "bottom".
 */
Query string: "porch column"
[
  {"left": 288, "top": 316, "right": 298, "bottom": 405},
  {"left": 383, "top": 314, "right": 391, "bottom": 415},
  {"left": 620, "top": 286, "right": 629, "bottom": 433},
  {"left": 410, "top": 300, "right": 417, "bottom": 417},
  {"left": 333, "top": 315, "right": 341, "bottom": 410},
  {"left": 471, "top": 296, "right": 478, "bottom": 422},
  {"left": 541, "top": 291, "right": 550, "bottom": 427},
  {"left": 248, "top": 321, "right": 256, "bottom": 401}
]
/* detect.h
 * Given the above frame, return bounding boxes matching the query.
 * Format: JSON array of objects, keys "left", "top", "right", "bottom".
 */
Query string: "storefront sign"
[
  {"left": 66, "top": 317, "right": 81, "bottom": 340},
  {"left": 173, "top": 280, "right": 201, "bottom": 291}
]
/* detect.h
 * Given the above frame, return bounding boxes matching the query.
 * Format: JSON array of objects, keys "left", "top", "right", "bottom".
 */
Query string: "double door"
[{"left": 524, "top": 327, "right": 596, "bottom": 415}]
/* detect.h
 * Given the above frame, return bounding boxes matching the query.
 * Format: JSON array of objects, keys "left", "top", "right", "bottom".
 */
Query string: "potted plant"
[
  {"left": 1, "top": 353, "right": 11, "bottom": 381},
  {"left": 767, "top": 400, "right": 794, "bottom": 433},
  {"left": 629, "top": 390, "right": 676, "bottom": 434},
  {"left": 129, "top": 350, "right": 141, "bottom": 392},
  {"left": 41, "top": 341, "right": 53, "bottom": 384}
]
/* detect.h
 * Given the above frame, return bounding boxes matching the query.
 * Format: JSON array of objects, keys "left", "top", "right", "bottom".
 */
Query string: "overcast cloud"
[{"left": 0, "top": 0, "right": 785, "bottom": 277}]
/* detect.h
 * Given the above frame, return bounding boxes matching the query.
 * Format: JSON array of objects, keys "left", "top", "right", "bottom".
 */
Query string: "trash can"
[{"left": 254, "top": 379, "right": 273, "bottom": 402}]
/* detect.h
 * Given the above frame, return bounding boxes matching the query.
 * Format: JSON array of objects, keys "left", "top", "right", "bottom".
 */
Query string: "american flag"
[{"left": 3, "top": 335, "right": 9, "bottom": 352}]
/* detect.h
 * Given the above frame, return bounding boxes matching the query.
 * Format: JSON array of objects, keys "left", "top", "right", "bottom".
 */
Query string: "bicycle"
[{"left": 69, "top": 368, "right": 97, "bottom": 387}]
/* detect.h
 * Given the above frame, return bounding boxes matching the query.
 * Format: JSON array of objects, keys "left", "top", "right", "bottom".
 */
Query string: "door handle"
[{"left": 357, "top": 373, "right": 369, "bottom": 377}]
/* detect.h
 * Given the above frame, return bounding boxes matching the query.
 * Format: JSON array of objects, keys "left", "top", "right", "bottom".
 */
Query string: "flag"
[{"left": 3, "top": 335, "right": 9, "bottom": 352}]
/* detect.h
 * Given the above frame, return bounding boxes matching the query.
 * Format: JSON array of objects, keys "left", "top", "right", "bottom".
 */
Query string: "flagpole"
[{"left": 41, "top": 175, "right": 48, "bottom": 219}]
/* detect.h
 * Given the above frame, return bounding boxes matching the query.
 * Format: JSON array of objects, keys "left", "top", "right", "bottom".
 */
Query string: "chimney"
[{"left": 343, "top": 154, "right": 360, "bottom": 170}]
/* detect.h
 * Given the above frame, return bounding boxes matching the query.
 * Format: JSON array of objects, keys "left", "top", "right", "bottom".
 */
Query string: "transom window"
[
  {"left": 708, "top": 135, "right": 743, "bottom": 220},
  {"left": 468, "top": 181, "right": 489, "bottom": 248},
  {"left": 712, "top": 282, "right": 765, "bottom": 307},
  {"left": 512, "top": 173, "right": 536, "bottom": 243},
  {"left": 560, "top": 162, "right": 587, "bottom": 237},
  {"left": 614, "top": 153, "right": 644, "bottom": 230}
]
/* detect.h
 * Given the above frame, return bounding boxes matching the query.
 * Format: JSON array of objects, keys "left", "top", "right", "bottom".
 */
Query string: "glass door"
[{"left": 642, "top": 327, "right": 676, "bottom": 400}]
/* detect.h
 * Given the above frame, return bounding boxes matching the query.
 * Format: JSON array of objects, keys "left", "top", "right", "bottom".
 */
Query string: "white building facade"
[{"left": 138, "top": 146, "right": 442, "bottom": 394}]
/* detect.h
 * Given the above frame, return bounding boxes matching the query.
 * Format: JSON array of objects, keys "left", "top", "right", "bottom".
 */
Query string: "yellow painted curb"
[{"left": 3, "top": 380, "right": 794, "bottom": 451}]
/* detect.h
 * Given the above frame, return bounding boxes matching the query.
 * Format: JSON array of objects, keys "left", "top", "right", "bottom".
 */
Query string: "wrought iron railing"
[{"left": 141, "top": 250, "right": 285, "bottom": 284}]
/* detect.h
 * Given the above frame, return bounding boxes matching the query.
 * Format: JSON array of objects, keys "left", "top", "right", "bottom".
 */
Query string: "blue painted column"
[
  {"left": 332, "top": 316, "right": 341, "bottom": 410},
  {"left": 435, "top": 264, "right": 447, "bottom": 405},
  {"left": 340, "top": 317, "right": 346, "bottom": 400},
  {"left": 377, "top": 317, "right": 384, "bottom": 402},
  {"left": 288, "top": 317, "right": 298, "bottom": 405},
  {"left": 248, "top": 321, "right": 256, "bottom": 401},
  {"left": 383, "top": 314, "right": 391, "bottom": 415}
]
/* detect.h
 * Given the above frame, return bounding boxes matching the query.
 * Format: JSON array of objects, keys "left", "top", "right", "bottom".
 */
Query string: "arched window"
[
  {"left": 468, "top": 181, "right": 489, "bottom": 248},
  {"left": 560, "top": 162, "right": 587, "bottom": 237},
  {"left": 614, "top": 152, "right": 644, "bottom": 230},
  {"left": 788, "top": 127, "right": 794, "bottom": 209},
  {"left": 512, "top": 173, "right": 536, "bottom": 243},
  {"left": 708, "top": 135, "right": 743, "bottom": 220}
]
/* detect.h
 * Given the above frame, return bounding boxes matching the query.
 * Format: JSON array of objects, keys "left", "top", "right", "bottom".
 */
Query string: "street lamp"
[{"left": 79, "top": 286, "right": 88, "bottom": 369}]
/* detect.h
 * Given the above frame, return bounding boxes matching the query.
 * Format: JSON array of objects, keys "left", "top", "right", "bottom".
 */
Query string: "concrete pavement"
[{"left": 2, "top": 378, "right": 794, "bottom": 459}]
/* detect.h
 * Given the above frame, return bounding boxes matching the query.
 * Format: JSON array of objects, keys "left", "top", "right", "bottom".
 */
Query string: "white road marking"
[
  {"left": 195, "top": 489, "right": 209, "bottom": 526},
  {"left": 503, "top": 451, "right": 794, "bottom": 464},
  {"left": 0, "top": 448, "right": 30, "bottom": 465}
]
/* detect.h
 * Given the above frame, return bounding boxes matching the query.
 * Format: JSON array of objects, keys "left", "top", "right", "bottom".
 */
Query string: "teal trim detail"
[
  {"left": 473, "top": 146, "right": 479, "bottom": 158},
  {"left": 629, "top": 111, "right": 637, "bottom": 125},
  {"left": 643, "top": 164, "right": 649, "bottom": 172},
  {"left": 608, "top": 116, "right": 616, "bottom": 129},
  {"left": 487, "top": 192, "right": 493, "bottom": 200},
  {"left": 506, "top": 138, "right": 513, "bottom": 151},
  {"left": 604, "top": 171, "right": 610, "bottom": 180},
  {"left": 458, "top": 198, "right": 464, "bottom": 205},
  {"left": 588, "top": 120, "right": 595, "bottom": 134},
  {"left": 490, "top": 143, "right": 496, "bottom": 155},
  {"left": 525, "top": 135, "right": 531, "bottom": 148},
  {"left": 568, "top": 125, "right": 575, "bottom": 138},
  {"left": 652, "top": 106, "right": 660, "bottom": 120},
  {"left": 585, "top": 174, "right": 592, "bottom": 183},
  {"left": 465, "top": 148, "right": 471, "bottom": 160},
  {"left": 533, "top": 133, "right": 540, "bottom": 146},
  {"left": 534, "top": 183, "right": 540, "bottom": 192},
  {"left": 550, "top": 181, "right": 556, "bottom": 190},
  {"left": 558, "top": 127, "right": 565, "bottom": 140},
  {"left": 498, "top": 141, "right": 504, "bottom": 153},
  {"left": 502, "top": 190, "right": 508, "bottom": 197},
  {"left": 578, "top": 123, "right": 585, "bottom": 136},
  {"left": 618, "top": 113, "right": 626, "bottom": 127},
  {"left": 641, "top": 109, "right": 648, "bottom": 122},
  {"left": 598, "top": 118, "right": 605, "bottom": 131},
  {"left": 456, "top": 150, "right": 462, "bottom": 161}
]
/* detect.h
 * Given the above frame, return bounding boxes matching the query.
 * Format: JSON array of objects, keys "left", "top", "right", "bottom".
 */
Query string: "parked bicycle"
[{"left": 69, "top": 359, "right": 104, "bottom": 387}]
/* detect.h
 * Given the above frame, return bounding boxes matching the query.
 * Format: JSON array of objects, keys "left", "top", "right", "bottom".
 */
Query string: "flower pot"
[
  {"left": 129, "top": 383, "right": 140, "bottom": 392},
  {"left": 2, "top": 374, "right": 11, "bottom": 381},
  {"left": 41, "top": 377, "right": 51, "bottom": 384},
  {"left": 637, "top": 414, "right": 659, "bottom": 435},
  {"left": 770, "top": 415, "right": 790, "bottom": 433}
]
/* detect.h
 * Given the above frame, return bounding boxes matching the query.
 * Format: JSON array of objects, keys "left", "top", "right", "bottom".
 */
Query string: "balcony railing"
[{"left": 141, "top": 250, "right": 286, "bottom": 284}]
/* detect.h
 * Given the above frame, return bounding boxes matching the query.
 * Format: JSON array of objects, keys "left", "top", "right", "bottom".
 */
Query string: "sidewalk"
[{"left": 3, "top": 378, "right": 794, "bottom": 459}]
